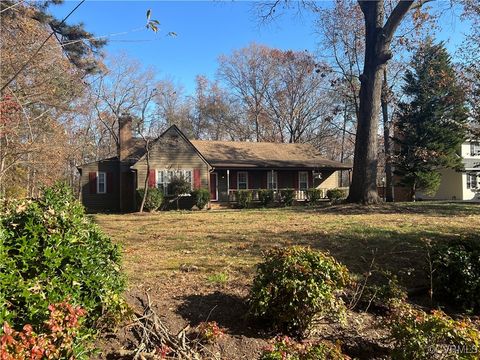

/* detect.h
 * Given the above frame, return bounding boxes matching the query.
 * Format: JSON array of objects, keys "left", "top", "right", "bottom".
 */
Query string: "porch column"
[{"left": 227, "top": 169, "right": 230, "bottom": 203}]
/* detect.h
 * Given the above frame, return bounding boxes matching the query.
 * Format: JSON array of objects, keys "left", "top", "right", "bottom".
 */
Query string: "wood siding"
[
  {"left": 315, "top": 170, "right": 339, "bottom": 189},
  {"left": 132, "top": 127, "right": 210, "bottom": 194},
  {"left": 79, "top": 159, "right": 121, "bottom": 212}
]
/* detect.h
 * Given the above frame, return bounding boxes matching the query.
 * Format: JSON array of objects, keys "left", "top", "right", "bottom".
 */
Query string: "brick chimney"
[{"left": 118, "top": 113, "right": 133, "bottom": 161}]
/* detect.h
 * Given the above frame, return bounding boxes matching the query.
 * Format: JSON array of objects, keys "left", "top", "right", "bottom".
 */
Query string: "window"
[
  {"left": 237, "top": 171, "right": 248, "bottom": 190},
  {"left": 299, "top": 171, "right": 308, "bottom": 191},
  {"left": 267, "top": 171, "right": 278, "bottom": 190},
  {"left": 467, "top": 173, "right": 478, "bottom": 189},
  {"left": 157, "top": 170, "right": 168, "bottom": 194},
  {"left": 97, "top": 172, "right": 106, "bottom": 194},
  {"left": 470, "top": 142, "right": 480, "bottom": 156},
  {"left": 157, "top": 169, "right": 193, "bottom": 195}
]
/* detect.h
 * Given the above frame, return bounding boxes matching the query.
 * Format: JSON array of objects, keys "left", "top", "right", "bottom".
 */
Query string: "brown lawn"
[
  {"left": 95, "top": 202, "right": 480, "bottom": 287},
  {"left": 93, "top": 202, "right": 480, "bottom": 359}
]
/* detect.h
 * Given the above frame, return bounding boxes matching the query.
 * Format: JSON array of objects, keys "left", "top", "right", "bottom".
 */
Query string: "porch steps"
[{"left": 209, "top": 202, "right": 231, "bottom": 210}]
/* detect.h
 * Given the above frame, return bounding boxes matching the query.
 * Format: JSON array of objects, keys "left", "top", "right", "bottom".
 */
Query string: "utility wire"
[{"left": 1, "top": 0, "right": 86, "bottom": 94}]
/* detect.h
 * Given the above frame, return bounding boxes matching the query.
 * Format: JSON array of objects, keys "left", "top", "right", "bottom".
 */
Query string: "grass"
[
  {"left": 94, "top": 202, "right": 480, "bottom": 289},
  {"left": 206, "top": 272, "right": 230, "bottom": 284}
]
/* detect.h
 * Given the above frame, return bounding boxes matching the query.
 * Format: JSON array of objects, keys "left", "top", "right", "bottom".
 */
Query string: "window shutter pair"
[{"left": 89, "top": 172, "right": 114, "bottom": 194}]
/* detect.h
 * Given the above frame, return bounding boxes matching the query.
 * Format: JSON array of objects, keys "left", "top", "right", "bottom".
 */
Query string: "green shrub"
[
  {"left": 431, "top": 240, "right": 480, "bottom": 312},
  {"left": 191, "top": 188, "right": 210, "bottom": 210},
  {"left": 280, "top": 189, "right": 295, "bottom": 206},
  {"left": 249, "top": 246, "right": 350, "bottom": 337},
  {"left": 385, "top": 301, "right": 480, "bottom": 360},
  {"left": 169, "top": 174, "right": 192, "bottom": 210},
  {"left": 236, "top": 190, "right": 253, "bottom": 208},
  {"left": 326, "top": 188, "right": 347, "bottom": 201},
  {"left": 306, "top": 188, "right": 322, "bottom": 204},
  {"left": 136, "top": 187, "right": 164, "bottom": 211},
  {"left": 259, "top": 336, "right": 347, "bottom": 360},
  {"left": 168, "top": 174, "right": 192, "bottom": 197},
  {"left": 0, "top": 183, "right": 126, "bottom": 356},
  {"left": 258, "top": 189, "right": 275, "bottom": 207}
]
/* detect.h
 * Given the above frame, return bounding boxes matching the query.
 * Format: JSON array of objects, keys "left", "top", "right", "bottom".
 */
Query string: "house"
[
  {"left": 394, "top": 140, "right": 480, "bottom": 202},
  {"left": 77, "top": 115, "right": 352, "bottom": 212}
]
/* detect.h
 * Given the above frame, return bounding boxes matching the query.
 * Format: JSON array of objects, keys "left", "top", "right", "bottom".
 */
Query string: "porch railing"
[
  {"left": 228, "top": 189, "right": 310, "bottom": 202},
  {"left": 226, "top": 187, "right": 349, "bottom": 203}
]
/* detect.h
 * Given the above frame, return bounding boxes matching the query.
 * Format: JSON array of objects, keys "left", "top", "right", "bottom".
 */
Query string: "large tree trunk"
[
  {"left": 381, "top": 67, "right": 394, "bottom": 202},
  {"left": 348, "top": 0, "right": 414, "bottom": 203},
  {"left": 348, "top": 2, "right": 385, "bottom": 204}
]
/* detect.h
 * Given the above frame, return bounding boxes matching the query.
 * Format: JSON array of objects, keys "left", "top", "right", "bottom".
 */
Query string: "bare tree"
[
  {"left": 258, "top": 0, "right": 437, "bottom": 203},
  {"left": 135, "top": 88, "right": 158, "bottom": 213},
  {"left": 91, "top": 54, "right": 157, "bottom": 155},
  {"left": 154, "top": 78, "right": 187, "bottom": 131},
  {"left": 264, "top": 49, "right": 335, "bottom": 143},
  {"left": 218, "top": 43, "right": 275, "bottom": 141},
  {"left": 192, "top": 76, "right": 246, "bottom": 141}
]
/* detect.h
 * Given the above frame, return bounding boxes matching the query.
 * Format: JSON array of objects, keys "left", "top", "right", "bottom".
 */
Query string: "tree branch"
[
  {"left": 0, "top": 0, "right": 86, "bottom": 93},
  {"left": 383, "top": 0, "right": 433, "bottom": 45},
  {"left": 383, "top": 1, "right": 414, "bottom": 44}
]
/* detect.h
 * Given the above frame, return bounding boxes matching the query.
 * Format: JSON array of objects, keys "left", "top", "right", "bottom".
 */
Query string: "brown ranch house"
[{"left": 78, "top": 116, "right": 352, "bottom": 212}]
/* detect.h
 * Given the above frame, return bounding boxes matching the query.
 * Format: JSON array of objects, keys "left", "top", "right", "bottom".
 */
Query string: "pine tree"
[
  {"left": 1, "top": 0, "right": 105, "bottom": 75},
  {"left": 394, "top": 40, "right": 468, "bottom": 200}
]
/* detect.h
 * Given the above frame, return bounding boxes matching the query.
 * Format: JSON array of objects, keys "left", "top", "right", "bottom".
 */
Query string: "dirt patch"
[
  {"left": 95, "top": 272, "right": 392, "bottom": 360},
  {"left": 93, "top": 204, "right": 480, "bottom": 359},
  {"left": 94, "top": 274, "right": 270, "bottom": 360}
]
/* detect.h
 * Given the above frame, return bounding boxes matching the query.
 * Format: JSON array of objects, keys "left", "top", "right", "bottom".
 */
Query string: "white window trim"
[
  {"left": 471, "top": 142, "right": 480, "bottom": 156},
  {"left": 467, "top": 173, "right": 478, "bottom": 190},
  {"left": 237, "top": 171, "right": 248, "bottom": 190},
  {"left": 267, "top": 171, "right": 278, "bottom": 190},
  {"left": 156, "top": 169, "right": 193, "bottom": 195},
  {"left": 298, "top": 171, "right": 309, "bottom": 191},
  {"left": 97, "top": 171, "right": 106, "bottom": 194}
]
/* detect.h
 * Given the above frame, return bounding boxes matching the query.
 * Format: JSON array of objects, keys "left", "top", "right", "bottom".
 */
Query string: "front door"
[{"left": 210, "top": 173, "right": 218, "bottom": 201}]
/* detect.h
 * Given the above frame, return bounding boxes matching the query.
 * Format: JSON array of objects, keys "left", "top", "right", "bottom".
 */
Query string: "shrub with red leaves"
[{"left": 1, "top": 301, "right": 87, "bottom": 360}]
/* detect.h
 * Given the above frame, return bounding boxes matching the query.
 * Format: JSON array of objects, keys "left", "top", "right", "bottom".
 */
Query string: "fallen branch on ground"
[{"left": 114, "top": 292, "right": 206, "bottom": 360}]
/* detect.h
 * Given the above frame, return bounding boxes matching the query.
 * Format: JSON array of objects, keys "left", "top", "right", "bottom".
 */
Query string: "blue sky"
[{"left": 50, "top": 1, "right": 471, "bottom": 95}]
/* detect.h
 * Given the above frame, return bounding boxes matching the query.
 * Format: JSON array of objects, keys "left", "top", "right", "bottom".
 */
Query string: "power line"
[{"left": 1, "top": 0, "right": 86, "bottom": 94}]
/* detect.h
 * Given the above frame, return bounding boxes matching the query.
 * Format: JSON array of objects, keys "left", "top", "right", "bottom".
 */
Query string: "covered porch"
[{"left": 209, "top": 168, "right": 346, "bottom": 203}]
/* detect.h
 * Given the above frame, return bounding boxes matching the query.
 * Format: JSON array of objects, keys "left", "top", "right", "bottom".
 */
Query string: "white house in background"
[{"left": 417, "top": 140, "right": 480, "bottom": 201}]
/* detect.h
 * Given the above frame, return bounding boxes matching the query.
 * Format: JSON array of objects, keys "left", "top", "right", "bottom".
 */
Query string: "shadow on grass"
[
  {"left": 283, "top": 201, "right": 480, "bottom": 217},
  {"left": 217, "top": 226, "right": 480, "bottom": 290},
  {"left": 176, "top": 292, "right": 267, "bottom": 338}
]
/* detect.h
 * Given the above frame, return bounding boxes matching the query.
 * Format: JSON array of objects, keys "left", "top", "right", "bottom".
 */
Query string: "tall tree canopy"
[
  {"left": 394, "top": 40, "right": 468, "bottom": 199},
  {"left": 1, "top": 0, "right": 105, "bottom": 76},
  {"left": 0, "top": 1, "right": 104, "bottom": 197}
]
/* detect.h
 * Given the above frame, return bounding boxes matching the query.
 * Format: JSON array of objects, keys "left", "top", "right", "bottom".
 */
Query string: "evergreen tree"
[
  {"left": 394, "top": 40, "right": 468, "bottom": 200},
  {"left": 1, "top": 0, "right": 105, "bottom": 75}
]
